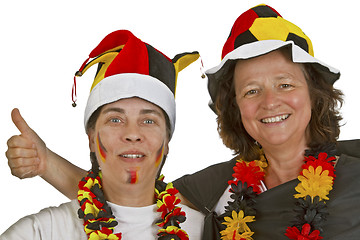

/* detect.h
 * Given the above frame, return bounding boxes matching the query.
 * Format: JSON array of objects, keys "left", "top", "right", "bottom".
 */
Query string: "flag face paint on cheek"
[
  {"left": 96, "top": 133, "right": 107, "bottom": 163},
  {"left": 155, "top": 142, "right": 165, "bottom": 168}
]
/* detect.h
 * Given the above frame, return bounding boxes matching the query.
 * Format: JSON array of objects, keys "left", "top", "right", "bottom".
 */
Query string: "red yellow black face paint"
[
  {"left": 96, "top": 133, "right": 107, "bottom": 163},
  {"left": 127, "top": 168, "right": 139, "bottom": 184},
  {"left": 155, "top": 142, "right": 165, "bottom": 168}
]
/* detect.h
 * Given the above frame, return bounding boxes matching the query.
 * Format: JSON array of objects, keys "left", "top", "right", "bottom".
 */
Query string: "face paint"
[
  {"left": 127, "top": 168, "right": 139, "bottom": 184},
  {"left": 155, "top": 142, "right": 165, "bottom": 168},
  {"left": 96, "top": 133, "right": 107, "bottom": 163}
]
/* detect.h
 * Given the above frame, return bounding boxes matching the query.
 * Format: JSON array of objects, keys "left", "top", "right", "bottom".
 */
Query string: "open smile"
[
  {"left": 260, "top": 114, "right": 290, "bottom": 124},
  {"left": 120, "top": 154, "right": 145, "bottom": 159}
]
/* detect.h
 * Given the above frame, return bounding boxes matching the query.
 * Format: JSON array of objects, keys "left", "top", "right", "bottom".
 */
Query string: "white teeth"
[
  {"left": 261, "top": 114, "right": 289, "bottom": 123},
  {"left": 121, "top": 154, "right": 144, "bottom": 158}
]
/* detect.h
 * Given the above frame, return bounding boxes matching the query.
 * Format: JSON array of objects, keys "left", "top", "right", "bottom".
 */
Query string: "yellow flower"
[
  {"left": 88, "top": 231, "right": 120, "bottom": 240},
  {"left": 294, "top": 166, "right": 334, "bottom": 201},
  {"left": 220, "top": 210, "right": 255, "bottom": 240},
  {"left": 84, "top": 178, "right": 100, "bottom": 189},
  {"left": 253, "top": 159, "right": 268, "bottom": 170},
  {"left": 256, "top": 153, "right": 268, "bottom": 169},
  {"left": 78, "top": 190, "right": 94, "bottom": 202},
  {"left": 84, "top": 201, "right": 100, "bottom": 216}
]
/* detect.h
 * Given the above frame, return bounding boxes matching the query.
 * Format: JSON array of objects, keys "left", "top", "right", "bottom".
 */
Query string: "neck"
[
  {"left": 102, "top": 178, "right": 156, "bottom": 207},
  {"left": 263, "top": 142, "right": 307, "bottom": 189}
]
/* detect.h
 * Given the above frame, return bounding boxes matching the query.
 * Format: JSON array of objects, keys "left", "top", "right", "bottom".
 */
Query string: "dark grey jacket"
[{"left": 174, "top": 140, "right": 360, "bottom": 239}]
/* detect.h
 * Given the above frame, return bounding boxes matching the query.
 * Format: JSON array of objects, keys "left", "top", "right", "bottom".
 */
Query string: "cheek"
[
  {"left": 154, "top": 142, "right": 165, "bottom": 168},
  {"left": 96, "top": 133, "right": 107, "bottom": 163},
  {"left": 288, "top": 91, "right": 312, "bottom": 116},
  {"left": 237, "top": 99, "right": 257, "bottom": 126}
]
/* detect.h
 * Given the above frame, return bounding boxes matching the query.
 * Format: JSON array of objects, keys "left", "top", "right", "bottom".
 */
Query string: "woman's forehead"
[
  {"left": 101, "top": 97, "right": 165, "bottom": 116},
  {"left": 234, "top": 50, "right": 304, "bottom": 83}
]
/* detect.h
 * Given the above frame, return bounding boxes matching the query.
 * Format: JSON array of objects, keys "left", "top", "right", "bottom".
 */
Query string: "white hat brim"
[
  {"left": 206, "top": 40, "right": 339, "bottom": 76},
  {"left": 206, "top": 40, "right": 340, "bottom": 108},
  {"left": 84, "top": 73, "right": 176, "bottom": 136}
]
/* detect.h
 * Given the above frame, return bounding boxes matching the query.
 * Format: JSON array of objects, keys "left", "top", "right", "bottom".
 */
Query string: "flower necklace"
[
  {"left": 77, "top": 171, "right": 189, "bottom": 240},
  {"left": 220, "top": 149, "right": 336, "bottom": 240}
]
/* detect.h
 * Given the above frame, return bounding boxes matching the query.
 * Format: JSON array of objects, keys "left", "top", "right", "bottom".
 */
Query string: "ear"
[
  {"left": 164, "top": 141, "right": 169, "bottom": 156},
  {"left": 88, "top": 129, "right": 96, "bottom": 152}
]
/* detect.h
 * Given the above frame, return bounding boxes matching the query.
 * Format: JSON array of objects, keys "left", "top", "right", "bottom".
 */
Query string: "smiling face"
[
  {"left": 234, "top": 49, "right": 312, "bottom": 150},
  {"left": 88, "top": 97, "right": 169, "bottom": 190}
]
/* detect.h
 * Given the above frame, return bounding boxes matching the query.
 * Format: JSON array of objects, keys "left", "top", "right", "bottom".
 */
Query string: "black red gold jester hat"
[{"left": 72, "top": 30, "right": 199, "bottom": 137}]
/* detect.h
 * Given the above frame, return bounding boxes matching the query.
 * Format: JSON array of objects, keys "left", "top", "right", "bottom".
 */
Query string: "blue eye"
[
  {"left": 110, "top": 118, "right": 121, "bottom": 123},
  {"left": 144, "top": 119, "right": 154, "bottom": 124}
]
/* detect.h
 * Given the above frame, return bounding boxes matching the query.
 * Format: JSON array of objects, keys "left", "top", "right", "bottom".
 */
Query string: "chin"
[{"left": 260, "top": 134, "right": 293, "bottom": 148}]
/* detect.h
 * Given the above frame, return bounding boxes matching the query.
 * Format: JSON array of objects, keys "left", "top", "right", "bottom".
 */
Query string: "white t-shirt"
[{"left": 0, "top": 199, "right": 204, "bottom": 240}]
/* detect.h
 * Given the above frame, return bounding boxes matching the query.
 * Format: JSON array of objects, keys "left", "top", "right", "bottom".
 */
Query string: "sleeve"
[
  {"left": 0, "top": 200, "right": 84, "bottom": 240},
  {"left": 0, "top": 216, "right": 45, "bottom": 240}
]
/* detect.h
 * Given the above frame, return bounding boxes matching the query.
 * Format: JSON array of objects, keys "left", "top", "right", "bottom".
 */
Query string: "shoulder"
[
  {"left": 0, "top": 200, "right": 85, "bottom": 239},
  {"left": 32, "top": 200, "right": 81, "bottom": 225},
  {"left": 337, "top": 139, "right": 360, "bottom": 158},
  {"left": 174, "top": 156, "right": 237, "bottom": 187}
]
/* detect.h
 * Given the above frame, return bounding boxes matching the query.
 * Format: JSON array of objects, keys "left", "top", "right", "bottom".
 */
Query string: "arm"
[{"left": 5, "top": 108, "right": 87, "bottom": 199}]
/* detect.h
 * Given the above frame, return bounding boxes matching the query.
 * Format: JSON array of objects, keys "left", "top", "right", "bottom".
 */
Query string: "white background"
[{"left": 0, "top": 0, "right": 359, "bottom": 233}]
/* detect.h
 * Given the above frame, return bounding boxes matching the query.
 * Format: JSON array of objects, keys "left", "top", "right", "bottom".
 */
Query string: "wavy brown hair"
[{"left": 214, "top": 56, "right": 343, "bottom": 161}]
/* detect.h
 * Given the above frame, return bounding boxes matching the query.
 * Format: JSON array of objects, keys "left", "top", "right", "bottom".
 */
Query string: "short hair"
[{"left": 214, "top": 53, "right": 343, "bottom": 161}]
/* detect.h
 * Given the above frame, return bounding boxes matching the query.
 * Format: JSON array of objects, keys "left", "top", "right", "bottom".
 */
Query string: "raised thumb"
[{"left": 11, "top": 108, "right": 33, "bottom": 136}]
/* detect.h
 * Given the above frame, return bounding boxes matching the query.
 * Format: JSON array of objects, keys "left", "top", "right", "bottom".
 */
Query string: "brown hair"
[{"left": 215, "top": 58, "right": 343, "bottom": 161}]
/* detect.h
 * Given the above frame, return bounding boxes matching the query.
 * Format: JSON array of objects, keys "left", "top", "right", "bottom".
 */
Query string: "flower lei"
[
  {"left": 220, "top": 150, "right": 336, "bottom": 240},
  {"left": 77, "top": 171, "right": 189, "bottom": 240}
]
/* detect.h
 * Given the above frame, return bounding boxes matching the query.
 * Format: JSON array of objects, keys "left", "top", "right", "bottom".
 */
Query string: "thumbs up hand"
[{"left": 6, "top": 108, "right": 48, "bottom": 179}]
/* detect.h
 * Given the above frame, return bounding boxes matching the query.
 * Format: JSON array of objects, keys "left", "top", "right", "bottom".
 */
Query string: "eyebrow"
[
  {"left": 102, "top": 107, "right": 125, "bottom": 115},
  {"left": 102, "top": 107, "right": 163, "bottom": 117},
  {"left": 139, "top": 109, "right": 163, "bottom": 117}
]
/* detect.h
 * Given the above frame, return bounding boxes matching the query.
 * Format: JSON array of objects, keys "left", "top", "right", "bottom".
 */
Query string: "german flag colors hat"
[
  {"left": 206, "top": 4, "right": 340, "bottom": 110},
  {"left": 72, "top": 30, "right": 199, "bottom": 137}
]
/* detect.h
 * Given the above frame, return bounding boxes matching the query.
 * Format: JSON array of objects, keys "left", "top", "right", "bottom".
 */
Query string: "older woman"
[
  {"left": 174, "top": 4, "right": 360, "bottom": 239},
  {"left": 2, "top": 29, "right": 204, "bottom": 239},
  {"left": 5, "top": 4, "right": 360, "bottom": 240}
]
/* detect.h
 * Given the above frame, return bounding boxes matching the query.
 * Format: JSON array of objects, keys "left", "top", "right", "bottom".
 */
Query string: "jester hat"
[
  {"left": 72, "top": 30, "right": 199, "bottom": 137},
  {"left": 206, "top": 4, "right": 340, "bottom": 110}
]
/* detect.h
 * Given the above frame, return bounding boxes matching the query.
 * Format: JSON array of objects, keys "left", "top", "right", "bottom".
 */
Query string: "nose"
[
  {"left": 261, "top": 88, "right": 280, "bottom": 110},
  {"left": 123, "top": 124, "right": 142, "bottom": 143}
]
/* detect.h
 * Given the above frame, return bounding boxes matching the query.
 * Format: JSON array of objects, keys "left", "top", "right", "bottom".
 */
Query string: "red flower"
[
  {"left": 157, "top": 207, "right": 186, "bottom": 227},
  {"left": 230, "top": 161, "right": 265, "bottom": 194},
  {"left": 158, "top": 226, "right": 189, "bottom": 240},
  {"left": 285, "top": 224, "right": 323, "bottom": 240},
  {"left": 157, "top": 194, "right": 181, "bottom": 219}
]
